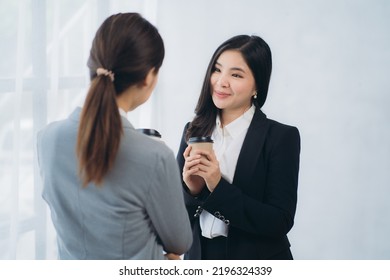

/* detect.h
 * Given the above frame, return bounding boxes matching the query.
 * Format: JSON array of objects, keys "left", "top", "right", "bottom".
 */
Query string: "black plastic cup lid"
[
  {"left": 136, "top": 128, "right": 162, "bottom": 138},
  {"left": 188, "top": 136, "right": 213, "bottom": 143}
]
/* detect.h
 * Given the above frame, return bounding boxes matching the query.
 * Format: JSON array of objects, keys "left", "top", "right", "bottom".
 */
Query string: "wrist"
[
  {"left": 207, "top": 175, "right": 222, "bottom": 192},
  {"left": 189, "top": 189, "right": 202, "bottom": 196}
]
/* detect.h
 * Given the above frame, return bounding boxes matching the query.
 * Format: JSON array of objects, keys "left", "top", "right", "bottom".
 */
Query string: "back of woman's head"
[{"left": 77, "top": 13, "right": 164, "bottom": 187}]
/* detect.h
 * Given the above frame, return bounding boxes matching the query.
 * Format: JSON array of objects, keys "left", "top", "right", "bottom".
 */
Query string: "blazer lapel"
[{"left": 232, "top": 108, "right": 269, "bottom": 189}]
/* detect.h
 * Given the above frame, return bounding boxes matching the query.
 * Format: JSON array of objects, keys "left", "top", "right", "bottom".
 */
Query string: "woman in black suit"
[{"left": 177, "top": 35, "right": 300, "bottom": 260}]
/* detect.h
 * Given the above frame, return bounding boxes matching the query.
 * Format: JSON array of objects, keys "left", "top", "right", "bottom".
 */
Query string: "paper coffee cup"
[{"left": 188, "top": 136, "right": 213, "bottom": 156}]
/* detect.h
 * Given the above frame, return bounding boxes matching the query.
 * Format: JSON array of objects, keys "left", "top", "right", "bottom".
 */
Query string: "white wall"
[{"left": 152, "top": 0, "right": 390, "bottom": 259}]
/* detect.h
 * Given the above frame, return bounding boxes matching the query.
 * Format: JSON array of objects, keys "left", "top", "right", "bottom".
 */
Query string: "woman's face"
[{"left": 211, "top": 50, "right": 256, "bottom": 115}]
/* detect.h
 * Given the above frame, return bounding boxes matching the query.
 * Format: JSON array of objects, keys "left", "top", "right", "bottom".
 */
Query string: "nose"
[{"left": 216, "top": 73, "right": 229, "bottom": 88}]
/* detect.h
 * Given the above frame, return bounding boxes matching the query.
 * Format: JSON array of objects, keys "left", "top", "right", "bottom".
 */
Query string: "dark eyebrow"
[
  {"left": 214, "top": 61, "right": 246, "bottom": 73},
  {"left": 231, "top": 67, "right": 246, "bottom": 73}
]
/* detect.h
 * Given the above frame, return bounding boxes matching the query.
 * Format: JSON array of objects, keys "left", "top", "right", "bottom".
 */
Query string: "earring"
[{"left": 253, "top": 91, "right": 257, "bottom": 99}]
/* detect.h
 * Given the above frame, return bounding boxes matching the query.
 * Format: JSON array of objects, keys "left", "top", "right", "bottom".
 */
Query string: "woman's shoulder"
[
  {"left": 266, "top": 117, "right": 298, "bottom": 131},
  {"left": 254, "top": 109, "right": 298, "bottom": 131},
  {"left": 121, "top": 129, "right": 175, "bottom": 162},
  {"left": 263, "top": 116, "right": 300, "bottom": 142},
  {"left": 38, "top": 118, "right": 77, "bottom": 147},
  {"left": 38, "top": 108, "right": 80, "bottom": 138}
]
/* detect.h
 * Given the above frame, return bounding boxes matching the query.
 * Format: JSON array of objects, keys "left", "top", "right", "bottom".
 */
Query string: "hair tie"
[{"left": 96, "top": 67, "right": 115, "bottom": 82}]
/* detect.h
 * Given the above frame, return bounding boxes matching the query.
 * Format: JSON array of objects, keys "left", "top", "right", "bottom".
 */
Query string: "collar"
[
  {"left": 70, "top": 107, "right": 134, "bottom": 129},
  {"left": 118, "top": 108, "right": 127, "bottom": 118},
  {"left": 215, "top": 104, "right": 255, "bottom": 139}
]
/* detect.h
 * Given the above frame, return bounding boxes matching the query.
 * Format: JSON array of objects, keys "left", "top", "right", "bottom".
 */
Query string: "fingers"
[
  {"left": 165, "top": 253, "right": 181, "bottom": 260},
  {"left": 196, "top": 150, "right": 217, "bottom": 161},
  {"left": 184, "top": 157, "right": 213, "bottom": 177},
  {"left": 182, "top": 146, "right": 220, "bottom": 193},
  {"left": 191, "top": 157, "right": 219, "bottom": 177},
  {"left": 183, "top": 165, "right": 200, "bottom": 178},
  {"left": 183, "top": 155, "right": 201, "bottom": 172},
  {"left": 183, "top": 153, "right": 202, "bottom": 179},
  {"left": 193, "top": 169, "right": 221, "bottom": 193},
  {"left": 184, "top": 148, "right": 219, "bottom": 175},
  {"left": 183, "top": 146, "right": 203, "bottom": 163},
  {"left": 183, "top": 146, "right": 192, "bottom": 158}
]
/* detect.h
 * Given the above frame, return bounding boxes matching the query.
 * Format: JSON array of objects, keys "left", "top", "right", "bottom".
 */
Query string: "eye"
[
  {"left": 232, "top": 73, "right": 243, "bottom": 78},
  {"left": 213, "top": 66, "right": 221, "bottom": 73}
]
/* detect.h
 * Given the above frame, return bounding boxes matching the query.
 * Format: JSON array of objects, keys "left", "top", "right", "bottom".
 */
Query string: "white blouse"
[{"left": 200, "top": 105, "right": 255, "bottom": 239}]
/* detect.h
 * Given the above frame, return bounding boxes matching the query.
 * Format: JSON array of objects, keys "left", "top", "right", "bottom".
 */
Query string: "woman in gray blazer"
[{"left": 37, "top": 13, "right": 192, "bottom": 260}]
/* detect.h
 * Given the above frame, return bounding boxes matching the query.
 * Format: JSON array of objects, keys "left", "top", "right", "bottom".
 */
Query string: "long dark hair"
[
  {"left": 77, "top": 13, "right": 164, "bottom": 186},
  {"left": 186, "top": 35, "right": 272, "bottom": 140}
]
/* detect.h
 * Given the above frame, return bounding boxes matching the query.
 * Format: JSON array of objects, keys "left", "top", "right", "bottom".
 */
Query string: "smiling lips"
[{"left": 214, "top": 91, "right": 231, "bottom": 98}]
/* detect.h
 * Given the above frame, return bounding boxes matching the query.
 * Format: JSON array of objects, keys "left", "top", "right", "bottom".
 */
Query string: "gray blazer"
[{"left": 37, "top": 107, "right": 192, "bottom": 259}]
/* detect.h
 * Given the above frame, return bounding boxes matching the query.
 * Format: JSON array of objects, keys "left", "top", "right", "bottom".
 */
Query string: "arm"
[
  {"left": 145, "top": 149, "right": 193, "bottom": 255},
  {"left": 201, "top": 126, "right": 301, "bottom": 238},
  {"left": 176, "top": 124, "right": 211, "bottom": 220}
]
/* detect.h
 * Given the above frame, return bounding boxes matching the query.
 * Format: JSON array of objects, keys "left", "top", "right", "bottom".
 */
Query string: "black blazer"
[{"left": 177, "top": 108, "right": 301, "bottom": 259}]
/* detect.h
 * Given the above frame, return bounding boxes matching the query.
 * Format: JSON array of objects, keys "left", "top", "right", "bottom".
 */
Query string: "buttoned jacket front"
[{"left": 177, "top": 108, "right": 301, "bottom": 259}]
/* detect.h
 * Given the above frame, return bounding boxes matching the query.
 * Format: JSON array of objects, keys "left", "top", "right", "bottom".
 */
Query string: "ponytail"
[
  {"left": 77, "top": 75, "right": 123, "bottom": 187},
  {"left": 77, "top": 13, "right": 164, "bottom": 187}
]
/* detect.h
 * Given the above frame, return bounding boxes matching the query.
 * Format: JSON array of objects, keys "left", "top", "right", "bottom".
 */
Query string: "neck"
[
  {"left": 117, "top": 104, "right": 131, "bottom": 113},
  {"left": 116, "top": 85, "right": 138, "bottom": 112},
  {"left": 220, "top": 104, "right": 252, "bottom": 127}
]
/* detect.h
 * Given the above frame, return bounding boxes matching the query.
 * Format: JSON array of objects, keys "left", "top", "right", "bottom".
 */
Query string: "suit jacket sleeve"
[
  {"left": 145, "top": 148, "right": 193, "bottom": 255},
  {"left": 176, "top": 123, "right": 210, "bottom": 221}
]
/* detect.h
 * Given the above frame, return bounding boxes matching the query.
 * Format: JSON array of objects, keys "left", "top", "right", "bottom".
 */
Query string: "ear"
[{"left": 140, "top": 67, "right": 158, "bottom": 89}]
